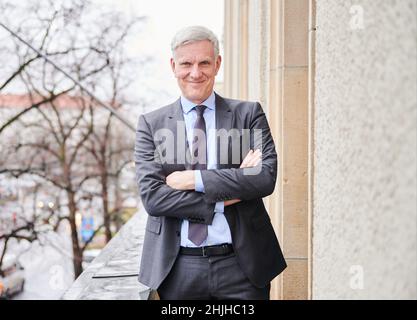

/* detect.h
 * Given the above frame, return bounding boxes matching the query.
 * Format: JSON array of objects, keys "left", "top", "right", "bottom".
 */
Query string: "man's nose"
[{"left": 189, "top": 64, "right": 203, "bottom": 79}]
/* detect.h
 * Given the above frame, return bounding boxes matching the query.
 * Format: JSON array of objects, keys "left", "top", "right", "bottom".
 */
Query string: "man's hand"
[
  {"left": 240, "top": 149, "right": 262, "bottom": 168},
  {"left": 166, "top": 170, "right": 195, "bottom": 190},
  {"left": 224, "top": 149, "right": 262, "bottom": 207}
]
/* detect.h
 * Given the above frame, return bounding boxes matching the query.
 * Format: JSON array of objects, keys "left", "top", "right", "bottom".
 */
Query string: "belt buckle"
[
  {"left": 202, "top": 246, "right": 207, "bottom": 257},
  {"left": 219, "top": 244, "right": 228, "bottom": 254}
]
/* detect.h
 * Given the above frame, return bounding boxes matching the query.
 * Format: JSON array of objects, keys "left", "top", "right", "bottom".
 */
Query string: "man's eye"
[{"left": 181, "top": 62, "right": 191, "bottom": 66}]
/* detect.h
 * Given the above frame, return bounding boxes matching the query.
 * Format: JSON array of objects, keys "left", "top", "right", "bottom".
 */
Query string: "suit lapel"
[
  {"left": 215, "top": 93, "right": 233, "bottom": 169},
  {"left": 214, "top": 93, "right": 237, "bottom": 227},
  {"left": 167, "top": 98, "right": 191, "bottom": 170}
]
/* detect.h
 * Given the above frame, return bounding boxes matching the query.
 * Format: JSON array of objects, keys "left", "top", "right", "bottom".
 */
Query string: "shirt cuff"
[
  {"left": 194, "top": 170, "right": 205, "bottom": 193},
  {"left": 214, "top": 201, "right": 224, "bottom": 213}
]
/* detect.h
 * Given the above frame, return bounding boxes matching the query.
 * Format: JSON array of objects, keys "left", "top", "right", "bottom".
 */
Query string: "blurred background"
[{"left": 0, "top": 0, "right": 223, "bottom": 299}]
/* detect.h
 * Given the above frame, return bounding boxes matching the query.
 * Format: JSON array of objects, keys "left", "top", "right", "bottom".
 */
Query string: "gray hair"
[{"left": 171, "top": 26, "right": 220, "bottom": 58}]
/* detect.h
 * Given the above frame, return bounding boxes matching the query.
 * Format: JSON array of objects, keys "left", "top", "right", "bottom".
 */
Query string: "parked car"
[{"left": 0, "top": 255, "right": 25, "bottom": 299}]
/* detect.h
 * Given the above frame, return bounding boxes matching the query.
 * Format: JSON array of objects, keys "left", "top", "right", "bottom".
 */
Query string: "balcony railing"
[{"left": 62, "top": 206, "right": 152, "bottom": 300}]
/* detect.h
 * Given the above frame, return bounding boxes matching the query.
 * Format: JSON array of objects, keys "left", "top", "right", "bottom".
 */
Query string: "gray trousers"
[{"left": 157, "top": 252, "right": 270, "bottom": 300}]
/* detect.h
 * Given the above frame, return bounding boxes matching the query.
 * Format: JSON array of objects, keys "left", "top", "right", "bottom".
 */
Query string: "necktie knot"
[{"left": 194, "top": 105, "right": 207, "bottom": 117}]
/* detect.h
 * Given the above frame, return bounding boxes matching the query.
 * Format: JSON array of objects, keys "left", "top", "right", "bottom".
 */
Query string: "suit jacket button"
[{"left": 176, "top": 231, "right": 180, "bottom": 237}]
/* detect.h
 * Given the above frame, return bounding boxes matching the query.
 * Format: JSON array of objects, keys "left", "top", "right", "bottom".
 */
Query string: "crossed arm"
[
  {"left": 135, "top": 114, "right": 217, "bottom": 225},
  {"left": 166, "top": 102, "right": 278, "bottom": 205},
  {"left": 135, "top": 102, "right": 277, "bottom": 225},
  {"left": 166, "top": 149, "right": 262, "bottom": 206}
]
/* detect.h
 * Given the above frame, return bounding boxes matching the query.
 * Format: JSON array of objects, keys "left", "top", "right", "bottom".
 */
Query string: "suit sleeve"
[
  {"left": 200, "top": 102, "right": 278, "bottom": 203},
  {"left": 135, "top": 114, "right": 215, "bottom": 225},
  {"left": 195, "top": 170, "right": 225, "bottom": 213}
]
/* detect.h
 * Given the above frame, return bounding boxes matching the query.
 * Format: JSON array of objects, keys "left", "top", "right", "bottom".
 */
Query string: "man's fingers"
[
  {"left": 247, "top": 155, "right": 261, "bottom": 167},
  {"left": 253, "top": 149, "right": 261, "bottom": 157},
  {"left": 240, "top": 149, "right": 262, "bottom": 168},
  {"left": 248, "top": 149, "right": 261, "bottom": 164},
  {"left": 224, "top": 198, "right": 241, "bottom": 207},
  {"left": 252, "top": 149, "right": 262, "bottom": 166},
  {"left": 254, "top": 156, "right": 262, "bottom": 166},
  {"left": 240, "top": 149, "right": 253, "bottom": 168}
]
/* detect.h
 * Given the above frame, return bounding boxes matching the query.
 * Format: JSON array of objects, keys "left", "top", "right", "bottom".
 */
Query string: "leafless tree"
[
  {"left": 0, "top": 181, "right": 63, "bottom": 271},
  {"left": 0, "top": 0, "right": 145, "bottom": 278}
]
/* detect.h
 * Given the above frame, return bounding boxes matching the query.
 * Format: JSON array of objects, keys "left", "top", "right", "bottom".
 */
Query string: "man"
[{"left": 135, "top": 26, "right": 286, "bottom": 300}]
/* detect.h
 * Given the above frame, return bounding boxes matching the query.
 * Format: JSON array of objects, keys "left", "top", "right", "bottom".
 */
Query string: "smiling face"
[{"left": 171, "top": 40, "right": 221, "bottom": 104}]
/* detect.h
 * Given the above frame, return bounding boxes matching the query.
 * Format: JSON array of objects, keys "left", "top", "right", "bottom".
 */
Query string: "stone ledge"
[{"left": 62, "top": 206, "right": 150, "bottom": 300}]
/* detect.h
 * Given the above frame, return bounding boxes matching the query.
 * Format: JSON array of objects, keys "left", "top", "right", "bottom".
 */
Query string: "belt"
[{"left": 179, "top": 244, "right": 234, "bottom": 257}]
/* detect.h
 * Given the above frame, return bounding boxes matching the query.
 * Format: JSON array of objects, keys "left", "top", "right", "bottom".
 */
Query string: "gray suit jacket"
[{"left": 135, "top": 93, "right": 286, "bottom": 290}]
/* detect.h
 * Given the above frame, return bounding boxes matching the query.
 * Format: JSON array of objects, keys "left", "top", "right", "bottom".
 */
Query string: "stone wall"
[{"left": 312, "top": 0, "right": 417, "bottom": 299}]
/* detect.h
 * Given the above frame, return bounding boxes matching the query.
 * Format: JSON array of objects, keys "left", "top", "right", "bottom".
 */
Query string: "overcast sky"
[
  {"left": 96, "top": 0, "right": 225, "bottom": 107},
  {"left": 0, "top": 0, "right": 224, "bottom": 112}
]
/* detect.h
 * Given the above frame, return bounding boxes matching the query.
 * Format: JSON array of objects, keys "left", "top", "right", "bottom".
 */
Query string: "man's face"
[{"left": 171, "top": 40, "right": 221, "bottom": 104}]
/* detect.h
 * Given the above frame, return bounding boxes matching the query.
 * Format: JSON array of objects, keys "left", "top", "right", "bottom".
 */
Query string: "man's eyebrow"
[{"left": 177, "top": 57, "right": 213, "bottom": 64}]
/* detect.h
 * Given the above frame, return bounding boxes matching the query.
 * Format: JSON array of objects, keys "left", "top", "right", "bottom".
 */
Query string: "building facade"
[{"left": 223, "top": 0, "right": 416, "bottom": 299}]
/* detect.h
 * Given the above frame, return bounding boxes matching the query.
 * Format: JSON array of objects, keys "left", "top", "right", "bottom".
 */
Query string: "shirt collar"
[{"left": 180, "top": 91, "right": 216, "bottom": 114}]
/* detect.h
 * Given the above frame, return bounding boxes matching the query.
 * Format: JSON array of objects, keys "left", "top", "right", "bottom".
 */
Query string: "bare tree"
[
  {"left": 0, "top": 0, "right": 145, "bottom": 278},
  {"left": 81, "top": 55, "right": 138, "bottom": 242},
  {"left": 0, "top": 1, "right": 86, "bottom": 134},
  {"left": 0, "top": 181, "right": 63, "bottom": 271}
]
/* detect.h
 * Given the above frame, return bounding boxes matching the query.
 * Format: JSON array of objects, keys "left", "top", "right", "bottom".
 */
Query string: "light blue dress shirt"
[{"left": 180, "top": 91, "right": 233, "bottom": 247}]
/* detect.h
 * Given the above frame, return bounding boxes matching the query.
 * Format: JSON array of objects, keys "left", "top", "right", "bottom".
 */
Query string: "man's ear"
[
  {"left": 215, "top": 55, "right": 222, "bottom": 75},
  {"left": 170, "top": 57, "right": 176, "bottom": 74}
]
